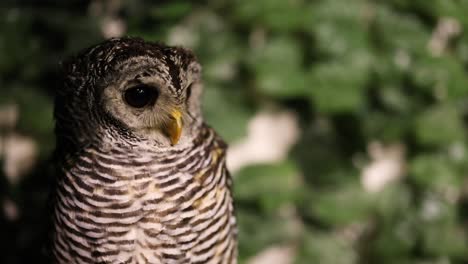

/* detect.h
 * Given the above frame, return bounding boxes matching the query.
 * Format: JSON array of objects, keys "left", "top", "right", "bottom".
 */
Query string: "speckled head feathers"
[
  {"left": 61, "top": 37, "right": 200, "bottom": 97},
  {"left": 55, "top": 37, "right": 204, "bottom": 153}
]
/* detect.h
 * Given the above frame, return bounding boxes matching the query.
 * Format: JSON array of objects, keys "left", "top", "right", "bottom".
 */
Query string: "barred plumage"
[{"left": 52, "top": 37, "right": 237, "bottom": 263}]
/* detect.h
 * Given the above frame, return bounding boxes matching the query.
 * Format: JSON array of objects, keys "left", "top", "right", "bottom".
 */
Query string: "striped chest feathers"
[{"left": 55, "top": 134, "right": 236, "bottom": 263}]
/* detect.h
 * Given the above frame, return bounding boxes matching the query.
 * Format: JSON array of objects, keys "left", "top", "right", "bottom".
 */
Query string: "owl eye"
[{"left": 124, "top": 85, "right": 158, "bottom": 108}]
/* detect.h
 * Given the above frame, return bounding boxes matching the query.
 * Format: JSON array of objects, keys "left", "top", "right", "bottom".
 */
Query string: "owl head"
[{"left": 55, "top": 37, "right": 203, "bottom": 151}]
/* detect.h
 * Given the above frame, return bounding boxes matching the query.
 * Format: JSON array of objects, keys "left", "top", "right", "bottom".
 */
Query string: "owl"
[{"left": 52, "top": 37, "right": 237, "bottom": 263}]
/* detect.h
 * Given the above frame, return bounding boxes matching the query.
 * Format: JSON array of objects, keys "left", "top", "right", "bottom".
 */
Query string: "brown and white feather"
[{"left": 52, "top": 37, "right": 237, "bottom": 264}]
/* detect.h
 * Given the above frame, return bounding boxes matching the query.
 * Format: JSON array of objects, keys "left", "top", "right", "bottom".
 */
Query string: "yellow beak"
[{"left": 166, "top": 109, "right": 183, "bottom": 146}]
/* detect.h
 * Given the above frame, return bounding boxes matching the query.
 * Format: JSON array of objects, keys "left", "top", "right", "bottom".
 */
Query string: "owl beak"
[{"left": 167, "top": 109, "right": 183, "bottom": 145}]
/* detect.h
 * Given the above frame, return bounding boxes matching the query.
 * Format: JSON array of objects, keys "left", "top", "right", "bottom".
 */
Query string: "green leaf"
[
  {"left": 150, "top": 2, "right": 193, "bottom": 19},
  {"left": 374, "top": 184, "right": 413, "bottom": 222},
  {"left": 257, "top": 69, "right": 308, "bottom": 98},
  {"left": 373, "top": 4, "right": 430, "bottom": 56},
  {"left": 409, "top": 153, "right": 464, "bottom": 191},
  {"left": 237, "top": 207, "right": 296, "bottom": 261},
  {"left": 412, "top": 56, "right": 468, "bottom": 100},
  {"left": 370, "top": 220, "right": 418, "bottom": 261},
  {"left": 418, "top": 194, "right": 468, "bottom": 258},
  {"left": 234, "top": 161, "right": 301, "bottom": 213},
  {"left": 1, "top": 86, "right": 54, "bottom": 156},
  {"left": 291, "top": 120, "right": 354, "bottom": 187},
  {"left": 306, "top": 0, "right": 370, "bottom": 58},
  {"left": 202, "top": 83, "right": 252, "bottom": 142},
  {"left": 233, "top": 0, "right": 306, "bottom": 31},
  {"left": 296, "top": 229, "right": 358, "bottom": 264},
  {"left": 378, "top": 86, "right": 413, "bottom": 113},
  {"left": 308, "top": 53, "right": 371, "bottom": 113},
  {"left": 368, "top": 187, "right": 418, "bottom": 262},
  {"left": 414, "top": 105, "right": 465, "bottom": 146},
  {"left": 431, "top": 0, "right": 468, "bottom": 24},
  {"left": 362, "top": 111, "right": 412, "bottom": 142},
  {"left": 304, "top": 181, "right": 372, "bottom": 226},
  {"left": 251, "top": 37, "right": 308, "bottom": 97},
  {"left": 198, "top": 32, "right": 243, "bottom": 82}
]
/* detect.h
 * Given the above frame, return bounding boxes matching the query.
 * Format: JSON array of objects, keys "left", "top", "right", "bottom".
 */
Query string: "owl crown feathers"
[{"left": 60, "top": 37, "right": 199, "bottom": 95}]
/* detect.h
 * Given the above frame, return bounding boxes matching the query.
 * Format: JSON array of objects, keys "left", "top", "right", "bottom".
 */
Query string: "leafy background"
[{"left": 1, "top": 0, "right": 468, "bottom": 263}]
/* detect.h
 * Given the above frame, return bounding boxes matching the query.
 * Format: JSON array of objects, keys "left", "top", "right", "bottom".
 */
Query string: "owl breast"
[{"left": 52, "top": 126, "right": 237, "bottom": 264}]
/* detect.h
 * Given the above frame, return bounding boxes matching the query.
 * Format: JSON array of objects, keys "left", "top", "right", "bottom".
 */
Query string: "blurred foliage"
[{"left": 1, "top": 0, "right": 468, "bottom": 263}]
